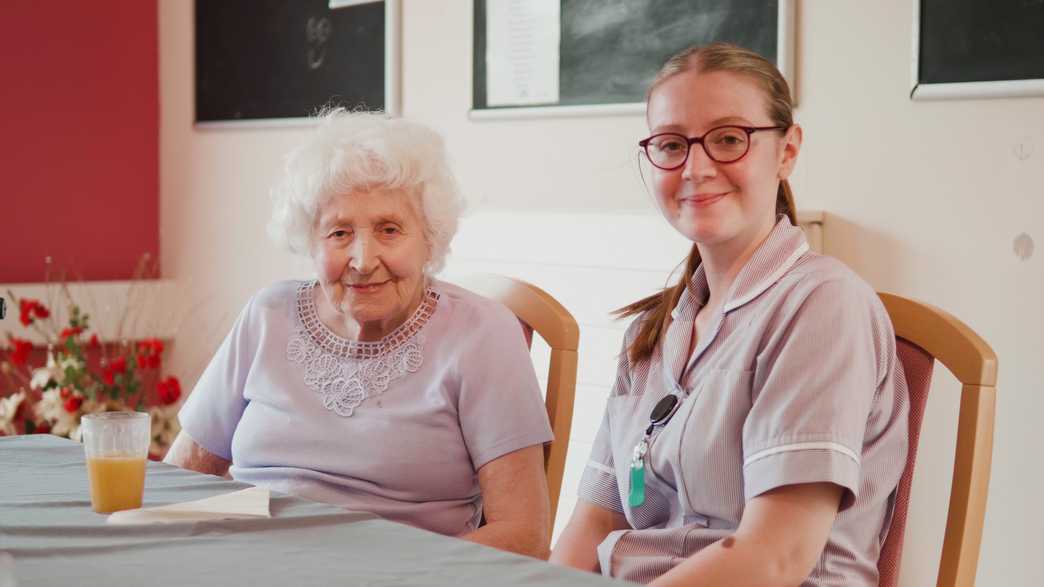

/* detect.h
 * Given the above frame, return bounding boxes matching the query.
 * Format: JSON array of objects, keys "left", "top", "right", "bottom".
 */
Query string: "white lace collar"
[{"left": 286, "top": 281, "right": 440, "bottom": 417}]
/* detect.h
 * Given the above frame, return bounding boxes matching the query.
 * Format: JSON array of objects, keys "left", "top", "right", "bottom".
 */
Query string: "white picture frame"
[
  {"left": 909, "top": 0, "right": 1044, "bottom": 101},
  {"left": 196, "top": 0, "right": 401, "bottom": 129},
  {"left": 470, "top": 0, "right": 796, "bottom": 120}
]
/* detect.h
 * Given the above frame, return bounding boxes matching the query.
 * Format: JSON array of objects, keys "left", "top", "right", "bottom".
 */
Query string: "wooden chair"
[
  {"left": 877, "top": 292, "right": 998, "bottom": 587},
  {"left": 455, "top": 274, "right": 579, "bottom": 535}
]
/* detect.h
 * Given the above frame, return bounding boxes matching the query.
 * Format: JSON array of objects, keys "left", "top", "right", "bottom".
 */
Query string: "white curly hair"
[{"left": 268, "top": 108, "right": 464, "bottom": 273}]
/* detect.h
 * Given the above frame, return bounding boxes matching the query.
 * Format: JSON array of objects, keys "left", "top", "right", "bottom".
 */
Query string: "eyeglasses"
[{"left": 638, "top": 125, "right": 787, "bottom": 170}]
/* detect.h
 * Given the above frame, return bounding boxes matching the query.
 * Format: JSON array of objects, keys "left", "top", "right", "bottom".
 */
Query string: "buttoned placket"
[
  {"left": 661, "top": 272, "right": 725, "bottom": 396},
  {"left": 647, "top": 222, "right": 810, "bottom": 522},
  {"left": 629, "top": 278, "right": 725, "bottom": 515}
]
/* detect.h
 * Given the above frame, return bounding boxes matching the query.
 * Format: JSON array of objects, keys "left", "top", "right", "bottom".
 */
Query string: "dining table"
[{"left": 0, "top": 434, "right": 624, "bottom": 586}]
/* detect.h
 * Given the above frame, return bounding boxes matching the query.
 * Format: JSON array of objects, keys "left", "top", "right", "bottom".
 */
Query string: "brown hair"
[{"left": 617, "top": 43, "right": 797, "bottom": 364}]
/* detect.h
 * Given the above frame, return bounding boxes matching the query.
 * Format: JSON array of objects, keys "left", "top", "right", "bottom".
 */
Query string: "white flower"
[
  {"left": 0, "top": 391, "right": 27, "bottom": 435},
  {"left": 35, "top": 388, "right": 63, "bottom": 421},
  {"left": 30, "top": 368, "right": 53, "bottom": 390},
  {"left": 34, "top": 388, "right": 81, "bottom": 439},
  {"left": 29, "top": 352, "right": 60, "bottom": 390},
  {"left": 58, "top": 355, "right": 84, "bottom": 374}
]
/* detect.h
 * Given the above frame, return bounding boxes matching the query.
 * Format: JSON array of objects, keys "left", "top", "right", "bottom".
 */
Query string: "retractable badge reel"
[{"left": 628, "top": 394, "right": 681, "bottom": 508}]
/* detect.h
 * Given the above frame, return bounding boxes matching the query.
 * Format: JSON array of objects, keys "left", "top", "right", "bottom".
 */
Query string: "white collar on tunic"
[
  {"left": 663, "top": 217, "right": 810, "bottom": 388},
  {"left": 671, "top": 216, "right": 810, "bottom": 320}
]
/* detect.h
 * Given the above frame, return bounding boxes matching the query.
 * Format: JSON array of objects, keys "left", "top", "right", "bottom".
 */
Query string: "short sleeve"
[
  {"left": 742, "top": 279, "right": 892, "bottom": 510},
  {"left": 577, "top": 324, "right": 635, "bottom": 514},
  {"left": 177, "top": 296, "right": 260, "bottom": 461},
  {"left": 456, "top": 305, "right": 553, "bottom": 470},
  {"left": 577, "top": 408, "right": 623, "bottom": 513}
]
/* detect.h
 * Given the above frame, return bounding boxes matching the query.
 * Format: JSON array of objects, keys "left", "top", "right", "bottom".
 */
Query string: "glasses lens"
[
  {"left": 646, "top": 134, "right": 688, "bottom": 169},
  {"left": 705, "top": 127, "right": 749, "bottom": 162}
]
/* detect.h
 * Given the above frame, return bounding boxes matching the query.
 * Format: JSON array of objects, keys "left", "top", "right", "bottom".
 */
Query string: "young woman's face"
[
  {"left": 311, "top": 188, "right": 430, "bottom": 341},
  {"left": 645, "top": 69, "right": 800, "bottom": 254}
]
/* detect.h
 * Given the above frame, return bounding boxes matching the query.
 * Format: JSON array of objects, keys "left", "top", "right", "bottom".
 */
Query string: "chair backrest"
[
  {"left": 876, "top": 292, "right": 998, "bottom": 587},
  {"left": 454, "top": 274, "right": 579, "bottom": 533}
]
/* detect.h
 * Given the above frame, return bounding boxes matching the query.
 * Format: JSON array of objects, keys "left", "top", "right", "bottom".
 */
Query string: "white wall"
[{"left": 160, "top": 1, "right": 1044, "bottom": 584}]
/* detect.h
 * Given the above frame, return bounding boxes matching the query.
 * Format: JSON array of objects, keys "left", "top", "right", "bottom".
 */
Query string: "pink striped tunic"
[{"left": 579, "top": 217, "right": 909, "bottom": 585}]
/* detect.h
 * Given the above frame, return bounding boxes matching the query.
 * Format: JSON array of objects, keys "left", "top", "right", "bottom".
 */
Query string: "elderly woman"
[{"left": 165, "top": 109, "right": 553, "bottom": 558}]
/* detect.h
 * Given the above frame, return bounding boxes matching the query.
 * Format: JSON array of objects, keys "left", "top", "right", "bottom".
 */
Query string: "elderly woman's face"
[{"left": 312, "top": 188, "right": 430, "bottom": 341}]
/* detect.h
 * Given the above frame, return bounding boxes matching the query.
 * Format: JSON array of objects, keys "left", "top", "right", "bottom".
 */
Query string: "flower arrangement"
[{"left": 1, "top": 283, "right": 182, "bottom": 459}]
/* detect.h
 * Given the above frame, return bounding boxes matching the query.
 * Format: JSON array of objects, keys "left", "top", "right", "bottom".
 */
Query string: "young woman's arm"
[
  {"left": 650, "top": 482, "right": 842, "bottom": 587},
  {"left": 460, "top": 445, "right": 550, "bottom": 559},
  {"left": 550, "top": 499, "right": 631, "bottom": 573}
]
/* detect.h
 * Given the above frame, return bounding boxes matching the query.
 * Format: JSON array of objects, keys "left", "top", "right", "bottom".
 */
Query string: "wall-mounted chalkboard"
[
  {"left": 472, "top": 0, "right": 795, "bottom": 119},
  {"left": 912, "top": 0, "right": 1044, "bottom": 100},
  {"left": 195, "top": 0, "right": 400, "bottom": 126}
]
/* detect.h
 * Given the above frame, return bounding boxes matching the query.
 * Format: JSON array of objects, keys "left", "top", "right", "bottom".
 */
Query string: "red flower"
[
  {"left": 12, "top": 395, "right": 33, "bottom": 423},
  {"left": 102, "top": 356, "right": 128, "bottom": 386},
  {"left": 63, "top": 394, "right": 83, "bottom": 413},
  {"left": 18, "top": 301, "right": 31, "bottom": 326},
  {"left": 136, "top": 353, "right": 162, "bottom": 369},
  {"left": 59, "top": 326, "right": 84, "bottom": 343},
  {"left": 135, "top": 339, "right": 164, "bottom": 370},
  {"left": 59, "top": 387, "right": 72, "bottom": 400},
  {"left": 18, "top": 299, "right": 50, "bottom": 326},
  {"left": 8, "top": 337, "right": 33, "bottom": 367},
  {"left": 157, "top": 376, "right": 182, "bottom": 405},
  {"left": 34, "top": 421, "right": 51, "bottom": 434}
]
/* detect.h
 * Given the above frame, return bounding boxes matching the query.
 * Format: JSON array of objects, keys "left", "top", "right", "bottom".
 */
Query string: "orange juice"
[{"left": 86, "top": 456, "right": 146, "bottom": 513}]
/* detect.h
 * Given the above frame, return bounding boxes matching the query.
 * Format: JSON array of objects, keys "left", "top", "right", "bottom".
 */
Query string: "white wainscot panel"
[{"left": 553, "top": 439, "right": 594, "bottom": 543}]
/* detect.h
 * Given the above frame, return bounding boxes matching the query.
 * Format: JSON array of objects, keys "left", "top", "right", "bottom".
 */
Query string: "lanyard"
[{"left": 628, "top": 393, "right": 682, "bottom": 508}]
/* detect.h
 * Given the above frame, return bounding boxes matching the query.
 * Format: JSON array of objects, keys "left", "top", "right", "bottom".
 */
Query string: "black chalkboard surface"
[
  {"left": 919, "top": 0, "right": 1044, "bottom": 85},
  {"left": 473, "top": 0, "right": 781, "bottom": 113},
  {"left": 196, "top": 0, "right": 387, "bottom": 123}
]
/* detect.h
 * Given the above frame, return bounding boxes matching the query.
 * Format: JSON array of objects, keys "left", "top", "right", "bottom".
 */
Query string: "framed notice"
[
  {"left": 911, "top": 0, "right": 1044, "bottom": 101},
  {"left": 471, "top": 0, "right": 796, "bottom": 119},
  {"left": 195, "top": 0, "right": 401, "bottom": 127}
]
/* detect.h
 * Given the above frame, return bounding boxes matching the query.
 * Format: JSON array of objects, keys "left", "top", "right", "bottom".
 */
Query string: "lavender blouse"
[{"left": 178, "top": 279, "right": 553, "bottom": 536}]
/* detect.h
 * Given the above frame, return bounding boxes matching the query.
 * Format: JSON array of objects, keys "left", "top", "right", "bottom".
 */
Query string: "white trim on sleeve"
[{"left": 743, "top": 441, "right": 860, "bottom": 468}]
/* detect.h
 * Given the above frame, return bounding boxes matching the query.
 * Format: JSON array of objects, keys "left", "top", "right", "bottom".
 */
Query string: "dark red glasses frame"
[{"left": 638, "top": 125, "right": 788, "bottom": 170}]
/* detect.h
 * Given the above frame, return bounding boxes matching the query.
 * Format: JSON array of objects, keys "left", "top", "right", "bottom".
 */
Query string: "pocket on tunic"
[
  {"left": 677, "top": 367, "right": 754, "bottom": 523},
  {"left": 606, "top": 393, "right": 674, "bottom": 529},
  {"left": 605, "top": 393, "right": 643, "bottom": 473}
]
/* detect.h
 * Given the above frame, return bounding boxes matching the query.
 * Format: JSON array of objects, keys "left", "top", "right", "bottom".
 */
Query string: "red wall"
[{"left": 0, "top": 0, "right": 159, "bottom": 283}]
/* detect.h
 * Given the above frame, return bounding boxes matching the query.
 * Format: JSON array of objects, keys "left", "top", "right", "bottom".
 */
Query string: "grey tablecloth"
[{"left": 0, "top": 435, "right": 621, "bottom": 586}]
